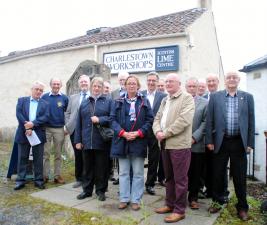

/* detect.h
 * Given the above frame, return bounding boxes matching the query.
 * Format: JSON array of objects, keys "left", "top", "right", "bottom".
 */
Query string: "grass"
[
  {"left": 0, "top": 142, "right": 137, "bottom": 225},
  {"left": 214, "top": 194, "right": 267, "bottom": 225}
]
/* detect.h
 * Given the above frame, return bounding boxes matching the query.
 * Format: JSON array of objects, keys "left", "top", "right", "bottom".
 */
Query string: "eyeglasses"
[
  {"left": 126, "top": 83, "right": 137, "bottom": 86},
  {"left": 147, "top": 79, "right": 157, "bottom": 83}
]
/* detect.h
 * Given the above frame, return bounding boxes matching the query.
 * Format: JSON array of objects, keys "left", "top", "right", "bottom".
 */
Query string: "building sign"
[{"left": 103, "top": 45, "right": 179, "bottom": 74}]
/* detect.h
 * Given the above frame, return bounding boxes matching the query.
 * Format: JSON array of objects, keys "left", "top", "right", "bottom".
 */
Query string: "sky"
[{"left": 0, "top": 0, "right": 267, "bottom": 75}]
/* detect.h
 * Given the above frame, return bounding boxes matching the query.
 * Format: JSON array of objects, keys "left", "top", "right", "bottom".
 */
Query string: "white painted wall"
[
  {"left": 0, "top": 10, "right": 223, "bottom": 139},
  {"left": 186, "top": 10, "right": 224, "bottom": 87},
  {"left": 246, "top": 68, "right": 267, "bottom": 182}
]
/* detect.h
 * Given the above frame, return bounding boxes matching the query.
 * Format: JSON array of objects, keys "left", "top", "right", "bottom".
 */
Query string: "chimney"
[{"left": 199, "top": 0, "right": 212, "bottom": 10}]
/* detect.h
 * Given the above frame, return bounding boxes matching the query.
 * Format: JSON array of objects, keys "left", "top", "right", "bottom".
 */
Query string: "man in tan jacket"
[{"left": 153, "top": 73, "right": 195, "bottom": 223}]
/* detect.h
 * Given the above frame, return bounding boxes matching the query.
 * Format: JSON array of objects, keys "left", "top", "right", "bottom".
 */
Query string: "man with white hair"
[
  {"left": 197, "top": 78, "right": 207, "bottom": 96},
  {"left": 204, "top": 74, "right": 219, "bottom": 100},
  {"left": 206, "top": 71, "right": 255, "bottom": 221},
  {"left": 14, "top": 81, "right": 49, "bottom": 190},
  {"left": 65, "top": 75, "right": 90, "bottom": 188},
  {"left": 153, "top": 73, "right": 195, "bottom": 223},
  {"left": 111, "top": 71, "right": 129, "bottom": 99}
]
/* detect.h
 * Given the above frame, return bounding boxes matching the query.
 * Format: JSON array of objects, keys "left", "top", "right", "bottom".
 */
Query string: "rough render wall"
[
  {"left": 247, "top": 69, "right": 267, "bottom": 182},
  {"left": 186, "top": 10, "right": 224, "bottom": 88},
  {"left": 0, "top": 14, "right": 223, "bottom": 141}
]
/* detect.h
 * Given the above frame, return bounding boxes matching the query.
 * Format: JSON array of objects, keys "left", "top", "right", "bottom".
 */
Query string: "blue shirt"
[
  {"left": 29, "top": 97, "right": 39, "bottom": 122},
  {"left": 225, "top": 91, "right": 239, "bottom": 136}
]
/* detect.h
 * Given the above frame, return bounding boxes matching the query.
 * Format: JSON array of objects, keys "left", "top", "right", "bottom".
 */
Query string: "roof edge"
[{"left": 0, "top": 32, "right": 187, "bottom": 65}]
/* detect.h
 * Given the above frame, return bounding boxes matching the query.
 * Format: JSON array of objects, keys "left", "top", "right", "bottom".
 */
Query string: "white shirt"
[
  {"left": 160, "top": 96, "right": 171, "bottom": 130},
  {"left": 146, "top": 90, "right": 156, "bottom": 108}
]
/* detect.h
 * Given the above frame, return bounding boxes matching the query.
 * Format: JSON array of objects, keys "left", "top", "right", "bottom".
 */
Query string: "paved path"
[{"left": 31, "top": 181, "right": 219, "bottom": 224}]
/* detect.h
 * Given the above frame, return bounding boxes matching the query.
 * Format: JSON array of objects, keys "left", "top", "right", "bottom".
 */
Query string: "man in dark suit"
[
  {"left": 65, "top": 75, "right": 90, "bottom": 188},
  {"left": 142, "top": 72, "right": 167, "bottom": 195},
  {"left": 14, "top": 81, "right": 49, "bottom": 190},
  {"left": 206, "top": 72, "right": 255, "bottom": 221},
  {"left": 202, "top": 73, "right": 230, "bottom": 200},
  {"left": 185, "top": 78, "right": 208, "bottom": 210}
]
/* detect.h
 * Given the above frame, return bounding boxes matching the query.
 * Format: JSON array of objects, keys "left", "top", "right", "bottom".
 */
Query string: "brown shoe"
[
  {"left": 54, "top": 176, "right": 65, "bottom": 184},
  {"left": 118, "top": 202, "right": 128, "bottom": 210},
  {"left": 155, "top": 206, "right": 173, "bottom": 214},
  {"left": 164, "top": 213, "right": 185, "bottom": 223},
  {"left": 208, "top": 205, "right": 221, "bottom": 214},
  {"left": 237, "top": 210, "right": 248, "bottom": 221},
  {"left": 189, "top": 201, "right": 199, "bottom": 210},
  {"left": 44, "top": 177, "right": 49, "bottom": 183},
  {"left": 131, "top": 203, "right": 140, "bottom": 211}
]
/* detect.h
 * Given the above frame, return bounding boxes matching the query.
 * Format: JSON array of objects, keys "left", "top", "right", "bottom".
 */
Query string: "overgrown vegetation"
[{"left": 214, "top": 193, "right": 267, "bottom": 225}]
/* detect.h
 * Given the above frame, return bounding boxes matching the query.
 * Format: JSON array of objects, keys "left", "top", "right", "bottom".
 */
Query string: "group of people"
[{"left": 13, "top": 70, "right": 255, "bottom": 223}]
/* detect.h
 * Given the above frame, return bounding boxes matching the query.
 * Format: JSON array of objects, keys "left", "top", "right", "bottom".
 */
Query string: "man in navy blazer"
[
  {"left": 142, "top": 72, "right": 167, "bottom": 195},
  {"left": 14, "top": 81, "right": 49, "bottom": 190},
  {"left": 206, "top": 72, "right": 255, "bottom": 221}
]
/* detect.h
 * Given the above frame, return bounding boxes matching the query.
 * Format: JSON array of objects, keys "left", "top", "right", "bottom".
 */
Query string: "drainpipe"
[{"left": 265, "top": 131, "right": 267, "bottom": 185}]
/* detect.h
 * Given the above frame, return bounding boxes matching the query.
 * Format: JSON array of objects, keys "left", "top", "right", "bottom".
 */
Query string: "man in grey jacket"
[
  {"left": 64, "top": 75, "right": 90, "bottom": 188},
  {"left": 185, "top": 78, "right": 208, "bottom": 210}
]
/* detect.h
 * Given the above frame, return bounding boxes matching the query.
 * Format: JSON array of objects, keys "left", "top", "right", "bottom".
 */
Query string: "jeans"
[{"left": 119, "top": 156, "right": 144, "bottom": 204}]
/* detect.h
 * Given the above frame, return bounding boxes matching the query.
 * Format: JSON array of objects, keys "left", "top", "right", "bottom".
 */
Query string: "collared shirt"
[
  {"left": 49, "top": 91, "right": 62, "bottom": 96},
  {"left": 119, "top": 88, "right": 126, "bottom": 97},
  {"left": 79, "top": 91, "right": 90, "bottom": 105},
  {"left": 29, "top": 97, "right": 39, "bottom": 122},
  {"left": 160, "top": 96, "right": 171, "bottom": 130},
  {"left": 146, "top": 90, "right": 156, "bottom": 108},
  {"left": 225, "top": 91, "right": 239, "bottom": 136}
]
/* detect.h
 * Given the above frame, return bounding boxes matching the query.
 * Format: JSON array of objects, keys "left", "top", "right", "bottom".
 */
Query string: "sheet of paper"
[{"left": 26, "top": 130, "right": 41, "bottom": 146}]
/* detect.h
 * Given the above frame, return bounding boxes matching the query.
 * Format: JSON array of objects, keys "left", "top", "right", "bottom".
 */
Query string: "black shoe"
[
  {"left": 14, "top": 183, "right": 25, "bottom": 191},
  {"left": 113, "top": 179, "right": 119, "bottom": 185},
  {"left": 158, "top": 181, "right": 166, "bottom": 187},
  {"left": 34, "top": 183, "right": 45, "bottom": 189},
  {"left": 97, "top": 192, "right": 106, "bottom": 201},
  {"left": 146, "top": 186, "right": 155, "bottom": 195},
  {"left": 77, "top": 192, "right": 92, "bottom": 200}
]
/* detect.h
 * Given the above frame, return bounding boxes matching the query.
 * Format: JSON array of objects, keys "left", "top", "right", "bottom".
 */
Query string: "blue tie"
[{"left": 82, "top": 93, "right": 87, "bottom": 102}]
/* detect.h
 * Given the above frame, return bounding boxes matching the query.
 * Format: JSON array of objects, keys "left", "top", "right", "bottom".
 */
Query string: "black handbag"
[{"left": 96, "top": 124, "right": 114, "bottom": 142}]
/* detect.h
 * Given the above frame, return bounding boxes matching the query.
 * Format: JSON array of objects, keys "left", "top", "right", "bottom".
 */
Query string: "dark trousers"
[
  {"left": 82, "top": 149, "right": 109, "bottom": 195},
  {"left": 17, "top": 143, "right": 44, "bottom": 184},
  {"left": 188, "top": 152, "right": 205, "bottom": 202},
  {"left": 212, "top": 136, "right": 248, "bottom": 211},
  {"left": 157, "top": 151, "right": 165, "bottom": 182},
  {"left": 145, "top": 138, "right": 160, "bottom": 187},
  {"left": 162, "top": 148, "right": 191, "bottom": 214},
  {"left": 70, "top": 133, "right": 83, "bottom": 182}
]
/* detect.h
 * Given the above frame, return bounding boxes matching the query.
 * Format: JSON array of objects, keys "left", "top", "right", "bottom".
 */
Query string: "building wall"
[
  {"left": 246, "top": 68, "right": 267, "bottom": 182},
  {"left": 0, "top": 10, "right": 223, "bottom": 140},
  {"left": 186, "top": 10, "right": 224, "bottom": 87}
]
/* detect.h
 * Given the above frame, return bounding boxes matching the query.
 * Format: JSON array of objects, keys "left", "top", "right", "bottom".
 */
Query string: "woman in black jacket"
[{"left": 75, "top": 77, "right": 112, "bottom": 201}]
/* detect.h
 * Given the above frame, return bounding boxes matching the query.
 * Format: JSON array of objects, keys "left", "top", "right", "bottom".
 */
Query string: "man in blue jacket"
[
  {"left": 14, "top": 81, "right": 49, "bottom": 190},
  {"left": 42, "top": 78, "right": 68, "bottom": 184}
]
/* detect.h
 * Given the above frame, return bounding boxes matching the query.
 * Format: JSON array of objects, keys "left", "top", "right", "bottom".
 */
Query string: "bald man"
[
  {"left": 206, "top": 72, "right": 255, "bottom": 221},
  {"left": 42, "top": 78, "right": 69, "bottom": 184},
  {"left": 153, "top": 73, "right": 195, "bottom": 223}
]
